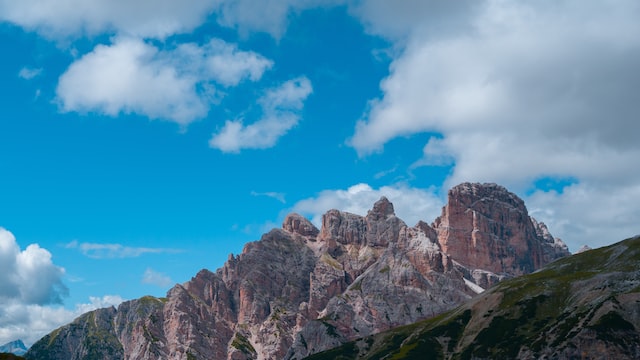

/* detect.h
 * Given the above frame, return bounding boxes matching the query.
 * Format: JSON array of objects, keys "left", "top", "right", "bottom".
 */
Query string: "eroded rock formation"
[{"left": 26, "top": 183, "right": 570, "bottom": 360}]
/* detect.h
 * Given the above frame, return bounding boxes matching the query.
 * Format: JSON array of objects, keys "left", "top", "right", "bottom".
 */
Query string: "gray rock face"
[
  {"left": 531, "top": 217, "right": 570, "bottom": 262},
  {"left": 25, "top": 183, "right": 570, "bottom": 360}
]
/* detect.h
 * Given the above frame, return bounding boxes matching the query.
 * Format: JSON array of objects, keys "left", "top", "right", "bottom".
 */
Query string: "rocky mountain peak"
[
  {"left": 450, "top": 182, "right": 525, "bottom": 209},
  {"left": 367, "top": 196, "right": 395, "bottom": 220},
  {"left": 0, "top": 339, "right": 27, "bottom": 356},
  {"left": 434, "top": 182, "right": 569, "bottom": 277},
  {"left": 531, "top": 217, "right": 569, "bottom": 257},
  {"left": 26, "top": 183, "right": 571, "bottom": 360},
  {"left": 282, "top": 213, "right": 319, "bottom": 237}
]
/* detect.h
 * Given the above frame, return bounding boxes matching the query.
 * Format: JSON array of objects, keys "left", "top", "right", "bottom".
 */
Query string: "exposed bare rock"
[
  {"left": 299, "top": 224, "right": 467, "bottom": 354},
  {"left": 309, "top": 235, "right": 640, "bottom": 360},
  {"left": 364, "top": 197, "right": 404, "bottom": 247},
  {"left": 531, "top": 217, "right": 570, "bottom": 262},
  {"left": 307, "top": 255, "right": 347, "bottom": 316},
  {"left": 115, "top": 296, "right": 167, "bottom": 359},
  {"left": 283, "top": 213, "right": 319, "bottom": 238},
  {"left": 26, "top": 183, "right": 570, "bottom": 360},
  {"left": 319, "top": 209, "right": 367, "bottom": 247},
  {"left": 434, "top": 182, "right": 570, "bottom": 277}
]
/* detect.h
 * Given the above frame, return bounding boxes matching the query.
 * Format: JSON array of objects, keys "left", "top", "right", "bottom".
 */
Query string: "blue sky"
[{"left": 1, "top": 0, "right": 640, "bottom": 346}]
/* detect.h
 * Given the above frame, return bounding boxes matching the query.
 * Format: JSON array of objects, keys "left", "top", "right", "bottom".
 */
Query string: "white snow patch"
[{"left": 464, "top": 278, "right": 485, "bottom": 294}]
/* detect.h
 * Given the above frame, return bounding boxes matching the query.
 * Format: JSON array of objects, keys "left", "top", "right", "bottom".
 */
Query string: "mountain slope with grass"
[{"left": 306, "top": 235, "right": 640, "bottom": 359}]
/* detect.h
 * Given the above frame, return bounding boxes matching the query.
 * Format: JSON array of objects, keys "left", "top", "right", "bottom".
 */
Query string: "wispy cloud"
[
  {"left": 250, "top": 191, "right": 286, "bottom": 203},
  {"left": 74, "top": 295, "right": 124, "bottom": 314},
  {"left": 373, "top": 166, "right": 398, "bottom": 179},
  {"left": 209, "top": 76, "right": 313, "bottom": 152},
  {"left": 65, "top": 240, "right": 182, "bottom": 259},
  {"left": 142, "top": 268, "right": 173, "bottom": 288},
  {"left": 18, "top": 67, "right": 42, "bottom": 80}
]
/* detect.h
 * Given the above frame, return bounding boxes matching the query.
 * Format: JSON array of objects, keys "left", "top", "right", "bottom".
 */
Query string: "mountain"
[
  {"left": 25, "top": 183, "right": 569, "bottom": 360},
  {"left": 307, "top": 235, "right": 640, "bottom": 359},
  {"left": 0, "top": 341, "right": 27, "bottom": 356}
]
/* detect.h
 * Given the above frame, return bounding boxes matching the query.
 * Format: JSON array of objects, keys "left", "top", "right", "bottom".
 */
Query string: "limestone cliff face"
[
  {"left": 434, "top": 183, "right": 568, "bottom": 278},
  {"left": 25, "top": 183, "right": 570, "bottom": 360}
]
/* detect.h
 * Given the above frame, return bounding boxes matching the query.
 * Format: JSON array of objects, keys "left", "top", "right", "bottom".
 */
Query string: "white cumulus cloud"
[
  {"left": 349, "top": 0, "right": 479, "bottom": 41},
  {"left": 212, "top": 0, "right": 346, "bottom": 38},
  {"left": 56, "top": 37, "right": 272, "bottom": 125},
  {"left": 0, "top": 228, "right": 67, "bottom": 305},
  {"left": 351, "top": 1, "right": 640, "bottom": 158},
  {"left": 526, "top": 183, "right": 640, "bottom": 251},
  {"left": 347, "top": 0, "right": 640, "bottom": 248},
  {"left": 251, "top": 191, "right": 286, "bottom": 203},
  {"left": 210, "top": 76, "right": 313, "bottom": 152},
  {"left": 173, "top": 39, "right": 273, "bottom": 87},
  {"left": 0, "top": 0, "right": 215, "bottom": 39},
  {"left": 0, "top": 229, "right": 123, "bottom": 347},
  {"left": 0, "top": 0, "right": 350, "bottom": 40},
  {"left": 291, "top": 183, "right": 443, "bottom": 227}
]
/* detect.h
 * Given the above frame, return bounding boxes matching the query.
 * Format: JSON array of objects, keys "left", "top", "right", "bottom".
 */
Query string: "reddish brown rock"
[
  {"left": 283, "top": 213, "right": 319, "bottom": 238},
  {"left": 319, "top": 209, "right": 367, "bottom": 247},
  {"left": 434, "top": 182, "right": 569, "bottom": 276},
  {"left": 27, "top": 183, "right": 571, "bottom": 360}
]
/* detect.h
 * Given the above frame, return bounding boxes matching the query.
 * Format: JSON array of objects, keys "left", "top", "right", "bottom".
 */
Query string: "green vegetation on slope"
[
  {"left": 26, "top": 307, "right": 124, "bottom": 360},
  {"left": 230, "top": 333, "right": 257, "bottom": 356}
]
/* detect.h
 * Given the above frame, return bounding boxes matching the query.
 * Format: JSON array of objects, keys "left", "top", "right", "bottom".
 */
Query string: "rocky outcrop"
[
  {"left": 25, "top": 183, "right": 570, "bottom": 360},
  {"left": 531, "top": 217, "right": 570, "bottom": 263},
  {"left": 434, "top": 183, "right": 569, "bottom": 282}
]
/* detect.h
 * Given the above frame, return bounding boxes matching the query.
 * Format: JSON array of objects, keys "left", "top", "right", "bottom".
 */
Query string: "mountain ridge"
[
  {"left": 0, "top": 340, "right": 27, "bottom": 356},
  {"left": 306, "top": 234, "right": 640, "bottom": 359},
  {"left": 25, "top": 182, "right": 570, "bottom": 360}
]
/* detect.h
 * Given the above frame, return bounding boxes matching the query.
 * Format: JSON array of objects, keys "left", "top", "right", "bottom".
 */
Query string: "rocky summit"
[
  {"left": 0, "top": 340, "right": 27, "bottom": 356},
  {"left": 25, "top": 183, "right": 569, "bottom": 360}
]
